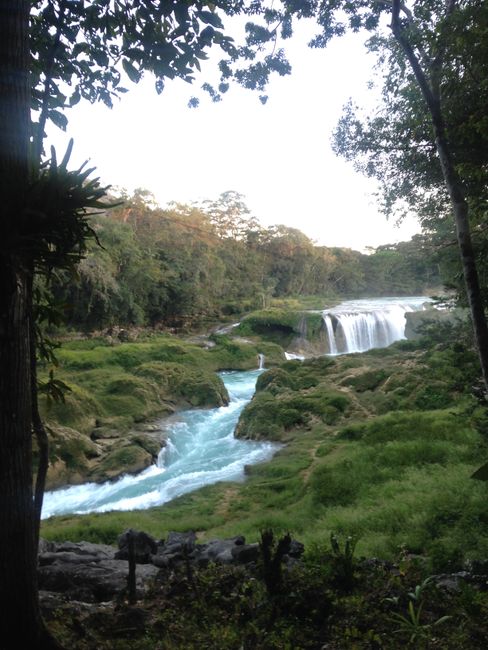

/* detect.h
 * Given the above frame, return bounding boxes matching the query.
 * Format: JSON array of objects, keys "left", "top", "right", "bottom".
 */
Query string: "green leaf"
[
  {"left": 198, "top": 10, "right": 223, "bottom": 29},
  {"left": 122, "top": 59, "right": 141, "bottom": 83},
  {"left": 49, "top": 110, "right": 68, "bottom": 131},
  {"left": 72, "top": 42, "right": 89, "bottom": 58},
  {"left": 69, "top": 89, "right": 81, "bottom": 106}
]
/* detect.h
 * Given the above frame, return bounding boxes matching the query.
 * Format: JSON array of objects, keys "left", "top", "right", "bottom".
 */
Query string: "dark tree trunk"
[
  {"left": 434, "top": 132, "right": 488, "bottom": 391},
  {"left": 390, "top": 0, "right": 488, "bottom": 394},
  {"left": 0, "top": 264, "right": 43, "bottom": 646},
  {"left": 0, "top": 2, "right": 61, "bottom": 646}
]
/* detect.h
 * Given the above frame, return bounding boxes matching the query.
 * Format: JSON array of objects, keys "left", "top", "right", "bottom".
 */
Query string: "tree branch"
[
  {"left": 33, "top": 0, "right": 67, "bottom": 165},
  {"left": 390, "top": 0, "right": 440, "bottom": 117},
  {"left": 380, "top": 0, "right": 431, "bottom": 66},
  {"left": 430, "top": 0, "right": 458, "bottom": 93}
]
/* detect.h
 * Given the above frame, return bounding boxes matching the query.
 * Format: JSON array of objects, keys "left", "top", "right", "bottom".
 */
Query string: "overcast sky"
[{"left": 46, "top": 20, "right": 420, "bottom": 252}]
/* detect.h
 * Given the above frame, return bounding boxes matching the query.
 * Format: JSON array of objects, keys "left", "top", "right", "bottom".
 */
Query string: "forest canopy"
[{"left": 48, "top": 189, "right": 441, "bottom": 332}]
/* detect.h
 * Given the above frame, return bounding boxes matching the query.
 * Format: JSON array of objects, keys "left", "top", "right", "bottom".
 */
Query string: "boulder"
[
  {"left": 231, "top": 543, "right": 260, "bottom": 564},
  {"left": 288, "top": 539, "right": 305, "bottom": 559},
  {"left": 115, "top": 529, "right": 157, "bottom": 564},
  {"left": 195, "top": 536, "right": 246, "bottom": 567},
  {"left": 151, "top": 531, "right": 197, "bottom": 568},
  {"left": 38, "top": 540, "right": 158, "bottom": 602}
]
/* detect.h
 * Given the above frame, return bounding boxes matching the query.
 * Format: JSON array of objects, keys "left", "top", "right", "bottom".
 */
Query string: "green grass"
[{"left": 41, "top": 339, "right": 488, "bottom": 572}]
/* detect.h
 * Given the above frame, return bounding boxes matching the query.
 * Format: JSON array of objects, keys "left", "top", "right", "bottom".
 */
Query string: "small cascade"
[
  {"left": 157, "top": 439, "right": 177, "bottom": 469},
  {"left": 258, "top": 353, "right": 265, "bottom": 369},
  {"left": 322, "top": 297, "right": 429, "bottom": 355},
  {"left": 322, "top": 314, "right": 338, "bottom": 355}
]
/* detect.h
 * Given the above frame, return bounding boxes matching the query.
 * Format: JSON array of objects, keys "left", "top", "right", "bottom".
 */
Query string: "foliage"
[
  {"left": 332, "top": 0, "right": 488, "bottom": 310},
  {"left": 387, "top": 577, "right": 451, "bottom": 645},
  {"left": 329, "top": 532, "right": 358, "bottom": 591},
  {"left": 40, "top": 530, "right": 488, "bottom": 649},
  {"left": 45, "top": 191, "right": 441, "bottom": 334},
  {"left": 258, "top": 529, "right": 291, "bottom": 597}
]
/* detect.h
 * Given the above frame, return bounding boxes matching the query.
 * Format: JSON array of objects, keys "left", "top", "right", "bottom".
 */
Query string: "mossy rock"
[
  {"left": 235, "top": 393, "right": 305, "bottom": 441},
  {"left": 129, "top": 433, "right": 161, "bottom": 459},
  {"left": 37, "top": 425, "right": 102, "bottom": 490},
  {"left": 209, "top": 336, "right": 284, "bottom": 370},
  {"left": 236, "top": 388, "right": 350, "bottom": 441},
  {"left": 40, "top": 383, "right": 101, "bottom": 434},
  {"left": 89, "top": 444, "right": 153, "bottom": 481},
  {"left": 340, "top": 369, "right": 389, "bottom": 392},
  {"left": 255, "top": 367, "right": 296, "bottom": 394},
  {"left": 239, "top": 309, "right": 302, "bottom": 334},
  {"left": 134, "top": 362, "right": 229, "bottom": 407},
  {"left": 237, "top": 309, "right": 328, "bottom": 350}
]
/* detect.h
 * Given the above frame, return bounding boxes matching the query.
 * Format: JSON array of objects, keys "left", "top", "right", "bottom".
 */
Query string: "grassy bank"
[
  {"left": 42, "top": 336, "right": 488, "bottom": 572},
  {"left": 38, "top": 333, "right": 284, "bottom": 488}
]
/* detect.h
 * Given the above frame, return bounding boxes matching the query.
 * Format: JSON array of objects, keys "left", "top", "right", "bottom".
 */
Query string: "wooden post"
[{"left": 128, "top": 530, "right": 137, "bottom": 605}]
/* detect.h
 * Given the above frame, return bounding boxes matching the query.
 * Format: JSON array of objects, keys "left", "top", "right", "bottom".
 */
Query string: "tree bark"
[
  {"left": 390, "top": 0, "right": 488, "bottom": 393},
  {"left": 0, "top": 1, "right": 61, "bottom": 646},
  {"left": 434, "top": 132, "right": 488, "bottom": 391}
]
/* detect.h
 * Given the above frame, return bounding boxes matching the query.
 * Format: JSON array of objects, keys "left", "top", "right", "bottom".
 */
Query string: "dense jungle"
[{"left": 2, "top": 1, "right": 488, "bottom": 649}]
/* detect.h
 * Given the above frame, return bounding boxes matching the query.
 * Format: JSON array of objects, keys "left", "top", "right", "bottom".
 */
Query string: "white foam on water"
[
  {"left": 322, "top": 296, "right": 431, "bottom": 355},
  {"left": 42, "top": 369, "right": 279, "bottom": 518}
]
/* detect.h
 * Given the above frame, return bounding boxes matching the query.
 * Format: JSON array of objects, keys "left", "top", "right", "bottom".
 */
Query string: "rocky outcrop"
[
  {"left": 38, "top": 529, "right": 304, "bottom": 603},
  {"left": 404, "top": 307, "right": 468, "bottom": 339},
  {"left": 42, "top": 425, "right": 164, "bottom": 490},
  {"left": 38, "top": 540, "right": 159, "bottom": 602}
]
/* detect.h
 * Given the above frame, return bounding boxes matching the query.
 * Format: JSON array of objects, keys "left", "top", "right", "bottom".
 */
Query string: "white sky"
[{"left": 46, "top": 20, "right": 420, "bottom": 252}]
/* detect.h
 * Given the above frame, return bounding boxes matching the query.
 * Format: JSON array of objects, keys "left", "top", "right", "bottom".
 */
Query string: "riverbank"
[
  {"left": 38, "top": 332, "right": 284, "bottom": 489},
  {"left": 42, "top": 325, "right": 488, "bottom": 570},
  {"left": 38, "top": 296, "right": 433, "bottom": 491},
  {"left": 41, "top": 370, "right": 279, "bottom": 518}
]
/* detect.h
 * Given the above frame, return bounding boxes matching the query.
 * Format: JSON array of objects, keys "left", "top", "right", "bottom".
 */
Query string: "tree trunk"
[
  {"left": 434, "top": 133, "right": 488, "bottom": 391},
  {"left": 0, "top": 2, "right": 61, "bottom": 646},
  {"left": 390, "top": 1, "right": 488, "bottom": 394},
  {"left": 0, "top": 265, "right": 44, "bottom": 646}
]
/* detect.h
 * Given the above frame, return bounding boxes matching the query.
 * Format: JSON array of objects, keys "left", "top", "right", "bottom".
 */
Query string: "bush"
[{"left": 341, "top": 369, "right": 389, "bottom": 392}]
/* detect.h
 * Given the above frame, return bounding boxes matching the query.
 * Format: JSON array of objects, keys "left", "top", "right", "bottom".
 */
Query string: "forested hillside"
[{"left": 50, "top": 190, "right": 440, "bottom": 332}]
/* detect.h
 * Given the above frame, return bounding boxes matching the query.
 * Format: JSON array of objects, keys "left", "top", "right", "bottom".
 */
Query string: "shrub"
[{"left": 341, "top": 369, "right": 389, "bottom": 392}]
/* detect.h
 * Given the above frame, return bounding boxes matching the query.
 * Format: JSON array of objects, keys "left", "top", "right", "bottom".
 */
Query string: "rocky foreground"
[
  {"left": 38, "top": 529, "right": 303, "bottom": 603},
  {"left": 38, "top": 529, "right": 488, "bottom": 649}
]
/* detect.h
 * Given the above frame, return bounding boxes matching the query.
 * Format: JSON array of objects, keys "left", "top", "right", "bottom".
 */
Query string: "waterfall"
[
  {"left": 258, "top": 353, "right": 265, "bottom": 369},
  {"left": 322, "top": 297, "right": 429, "bottom": 355},
  {"left": 323, "top": 314, "right": 338, "bottom": 355}
]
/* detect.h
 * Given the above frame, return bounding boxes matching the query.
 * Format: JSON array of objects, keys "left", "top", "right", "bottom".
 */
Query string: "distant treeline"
[{"left": 50, "top": 190, "right": 441, "bottom": 330}]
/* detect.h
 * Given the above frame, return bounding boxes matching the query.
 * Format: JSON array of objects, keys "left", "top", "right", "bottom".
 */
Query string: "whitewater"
[
  {"left": 42, "top": 370, "right": 278, "bottom": 518},
  {"left": 42, "top": 296, "right": 430, "bottom": 518},
  {"left": 323, "top": 296, "right": 429, "bottom": 354}
]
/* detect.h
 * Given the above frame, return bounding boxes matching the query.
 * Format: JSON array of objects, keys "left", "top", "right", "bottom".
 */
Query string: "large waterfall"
[{"left": 322, "top": 296, "right": 429, "bottom": 354}]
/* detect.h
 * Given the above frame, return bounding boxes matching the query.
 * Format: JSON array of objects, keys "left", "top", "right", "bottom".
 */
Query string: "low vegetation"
[
  {"left": 43, "top": 529, "right": 488, "bottom": 649},
  {"left": 39, "top": 320, "right": 488, "bottom": 648},
  {"left": 42, "top": 329, "right": 488, "bottom": 571}
]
